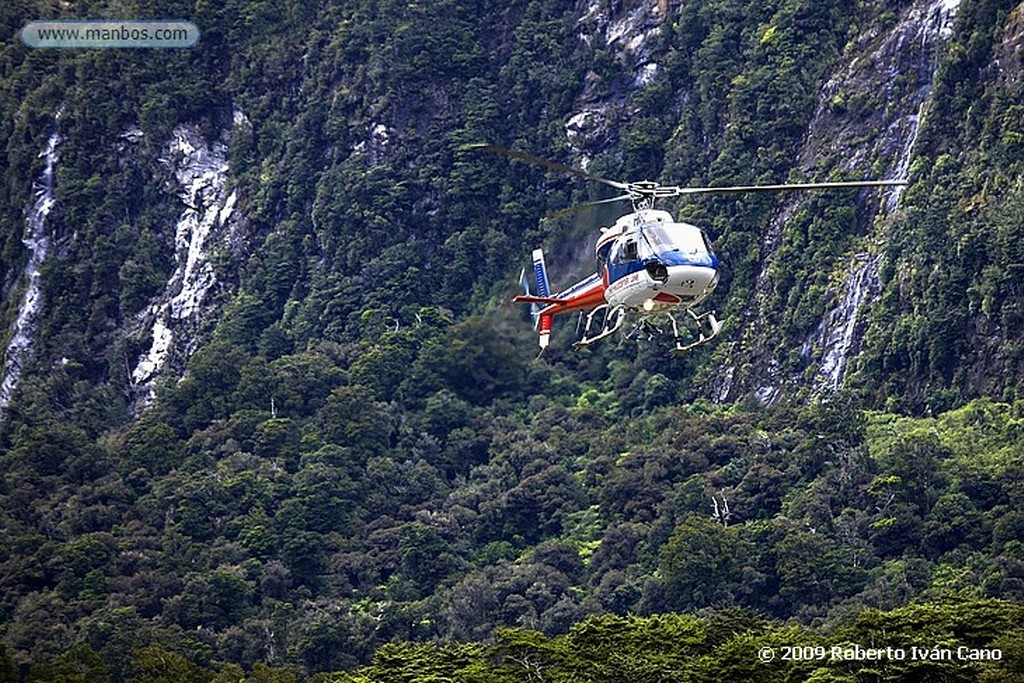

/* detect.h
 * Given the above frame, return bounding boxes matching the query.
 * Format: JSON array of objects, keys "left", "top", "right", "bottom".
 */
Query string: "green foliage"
[
  {"left": 338, "top": 600, "right": 1023, "bottom": 682},
  {"left": 127, "top": 644, "right": 208, "bottom": 683},
  {"left": 660, "top": 515, "right": 746, "bottom": 609},
  {"left": 4, "top": 330, "right": 1024, "bottom": 676},
  {"left": 313, "top": 385, "right": 391, "bottom": 456},
  {"left": 29, "top": 642, "right": 111, "bottom": 683}
]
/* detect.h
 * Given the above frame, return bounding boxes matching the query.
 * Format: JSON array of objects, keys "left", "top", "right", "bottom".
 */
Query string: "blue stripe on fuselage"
[
  {"left": 655, "top": 250, "right": 718, "bottom": 269},
  {"left": 606, "top": 251, "right": 717, "bottom": 286},
  {"left": 606, "top": 259, "right": 646, "bottom": 285}
]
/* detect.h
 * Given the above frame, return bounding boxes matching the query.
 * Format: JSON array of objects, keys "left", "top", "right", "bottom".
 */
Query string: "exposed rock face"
[
  {"left": 807, "top": 252, "right": 884, "bottom": 392},
  {"left": 563, "top": 0, "right": 968, "bottom": 404},
  {"left": 806, "top": 0, "right": 962, "bottom": 394},
  {"left": 568, "top": 0, "right": 675, "bottom": 163},
  {"left": 131, "top": 122, "right": 245, "bottom": 402},
  {"left": 994, "top": 2, "right": 1024, "bottom": 89},
  {"left": 0, "top": 129, "right": 60, "bottom": 415},
  {"left": 1, "top": 0, "right": 1016, "bottom": 420}
]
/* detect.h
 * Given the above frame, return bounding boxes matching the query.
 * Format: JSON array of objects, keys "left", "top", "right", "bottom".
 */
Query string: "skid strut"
[
  {"left": 571, "top": 305, "right": 722, "bottom": 354},
  {"left": 670, "top": 309, "right": 723, "bottom": 355},
  {"left": 574, "top": 304, "right": 627, "bottom": 347}
]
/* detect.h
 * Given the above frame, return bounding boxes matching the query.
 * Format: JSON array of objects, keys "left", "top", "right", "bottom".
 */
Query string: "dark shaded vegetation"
[{"left": 3, "top": 363, "right": 1023, "bottom": 678}]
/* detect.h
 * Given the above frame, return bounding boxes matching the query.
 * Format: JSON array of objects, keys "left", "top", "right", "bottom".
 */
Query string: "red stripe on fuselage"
[{"left": 537, "top": 278, "right": 606, "bottom": 317}]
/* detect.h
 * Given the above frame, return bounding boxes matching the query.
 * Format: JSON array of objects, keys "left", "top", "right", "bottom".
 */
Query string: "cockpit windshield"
[{"left": 641, "top": 223, "right": 709, "bottom": 257}]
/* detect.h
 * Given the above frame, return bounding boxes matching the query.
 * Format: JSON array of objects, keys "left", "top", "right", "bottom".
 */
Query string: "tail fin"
[
  {"left": 532, "top": 249, "right": 552, "bottom": 349},
  {"left": 537, "top": 312, "right": 552, "bottom": 350},
  {"left": 519, "top": 249, "right": 553, "bottom": 350},
  {"left": 532, "top": 248, "right": 551, "bottom": 298}
]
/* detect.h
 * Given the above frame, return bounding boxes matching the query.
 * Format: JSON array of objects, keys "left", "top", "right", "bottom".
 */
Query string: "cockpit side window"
[
  {"left": 623, "top": 239, "right": 637, "bottom": 261},
  {"left": 612, "top": 238, "right": 638, "bottom": 264}
]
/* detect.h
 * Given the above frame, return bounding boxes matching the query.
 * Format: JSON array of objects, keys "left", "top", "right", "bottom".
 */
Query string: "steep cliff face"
[
  {"left": 853, "top": 0, "right": 1024, "bottom": 410},
  {"left": 713, "top": 0, "right": 965, "bottom": 404},
  {"left": 555, "top": 0, "right": 1001, "bottom": 407},
  {"left": 567, "top": 0, "right": 670, "bottom": 163},
  {"left": 130, "top": 118, "right": 247, "bottom": 404},
  {"left": 799, "top": 0, "right": 962, "bottom": 395},
  {"left": 0, "top": 128, "right": 60, "bottom": 415}
]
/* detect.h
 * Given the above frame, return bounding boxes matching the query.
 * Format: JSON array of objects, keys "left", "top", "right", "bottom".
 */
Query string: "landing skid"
[
  {"left": 574, "top": 304, "right": 627, "bottom": 348},
  {"left": 573, "top": 305, "right": 723, "bottom": 354},
  {"left": 667, "top": 309, "right": 723, "bottom": 355}
]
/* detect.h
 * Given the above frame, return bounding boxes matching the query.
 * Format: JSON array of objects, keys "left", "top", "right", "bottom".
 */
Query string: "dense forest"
[{"left": 2, "top": 0, "right": 1023, "bottom": 680}]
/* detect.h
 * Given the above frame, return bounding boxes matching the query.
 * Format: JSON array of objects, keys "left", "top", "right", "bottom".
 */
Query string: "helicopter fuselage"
[
  {"left": 515, "top": 209, "right": 721, "bottom": 350},
  {"left": 524, "top": 209, "right": 719, "bottom": 316},
  {"left": 597, "top": 209, "right": 719, "bottom": 312}
]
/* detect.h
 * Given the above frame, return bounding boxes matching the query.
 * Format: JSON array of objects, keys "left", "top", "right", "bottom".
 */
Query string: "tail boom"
[{"left": 515, "top": 247, "right": 607, "bottom": 349}]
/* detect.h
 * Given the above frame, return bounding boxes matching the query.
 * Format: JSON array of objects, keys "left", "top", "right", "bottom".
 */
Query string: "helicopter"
[{"left": 467, "top": 144, "right": 906, "bottom": 354}]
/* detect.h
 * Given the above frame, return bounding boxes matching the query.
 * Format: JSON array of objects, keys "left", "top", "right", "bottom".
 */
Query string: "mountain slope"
[{"left": 1, "top": 0, "right": 1023, "bottom": 679}]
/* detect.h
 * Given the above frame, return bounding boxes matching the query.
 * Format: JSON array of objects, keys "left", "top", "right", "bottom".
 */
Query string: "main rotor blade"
[
  {"left": 462, "top": 143, "right": 630, "bottom": 191},
  {"left": 668, "top": 179, "right": 908, "bottom": 196},
  {"left": 543, "top": 193, "right": 633, "bottom": 220}
]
